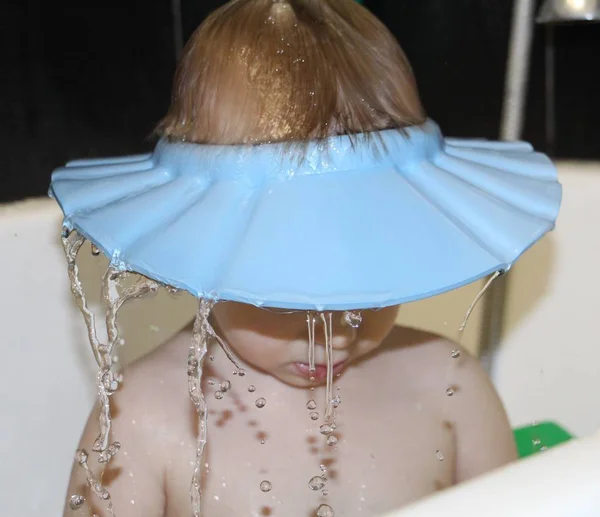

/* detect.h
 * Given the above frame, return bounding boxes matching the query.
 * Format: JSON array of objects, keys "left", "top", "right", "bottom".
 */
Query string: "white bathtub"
[{"left": 3, "top": 161, "right": 600, "bottom": 517}]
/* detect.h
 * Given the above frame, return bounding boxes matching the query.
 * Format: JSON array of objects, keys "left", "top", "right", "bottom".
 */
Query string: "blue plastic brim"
[{"left": 49, "top": 120, "right": 561, "bottom": 311}]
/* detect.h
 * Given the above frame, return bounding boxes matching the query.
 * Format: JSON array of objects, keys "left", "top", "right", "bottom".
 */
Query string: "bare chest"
[{"left": 167, "top": 385, "right": 454, "bottom": 517}]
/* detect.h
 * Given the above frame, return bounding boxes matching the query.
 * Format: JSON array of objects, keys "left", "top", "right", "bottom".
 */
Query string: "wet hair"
[{"left": 156, "top": 0, "right": 426, "bottom": 145}]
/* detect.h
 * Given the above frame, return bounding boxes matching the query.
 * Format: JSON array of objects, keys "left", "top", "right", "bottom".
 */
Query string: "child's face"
[{"left": 211, "top": 302, "right": 400, "bottom": 387}]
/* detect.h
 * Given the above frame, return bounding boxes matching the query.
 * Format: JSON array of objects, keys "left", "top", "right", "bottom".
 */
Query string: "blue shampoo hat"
[{"left": 49, "top": 120, "right": 561, "bottom": 311}]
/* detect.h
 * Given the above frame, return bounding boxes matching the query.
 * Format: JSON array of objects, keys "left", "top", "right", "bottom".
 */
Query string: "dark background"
[{"left": 1, "top": 0, "right": 598, "bottom": 203}]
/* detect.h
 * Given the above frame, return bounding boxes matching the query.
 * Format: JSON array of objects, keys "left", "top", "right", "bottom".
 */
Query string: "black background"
[{"left": 1, "top": 0, "right": 599, "bottom": 203}]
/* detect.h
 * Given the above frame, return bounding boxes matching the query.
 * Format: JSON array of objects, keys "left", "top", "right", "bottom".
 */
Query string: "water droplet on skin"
[
  {"left": 446, "top": 388, "right": 455, "bottom": 397},
  {"left": 260, "top": 439, "right": 266, "bottom": 445},
  {"left": 317, "top": 503, "right": 334, "bottom": 517},
  {"left": 331, "top": 396, "right": 341, "bottom": 408},
  {"left": 320, "top": 464, "right": 327, "bottom": 472},
  {"left": 209, "top": 355, "right": 215, "bottom": 361},
  {"left": 307, "top": 400, "right": 317, "bottom": 410},
  {"left": 208, "top": 379, "right": 215, "bottom": 386},
  {"left": 221, "top": 381, "right": 231, "bottom": 392},
  {"left": 238, "top": 368, "right": 246, "bottom": 377},
  {"left": 320, "top": 424, "right": 332, "bottom": 435},
  {"left": 436, "top": 450, "right": 445, "bottom": 461},
  {"left": 343, "top": 311, "right": 363, "bottom": 328},
  {"left": 451, "top": 349, "right": 461, "bottom": 359},
  {"left": 310, "top": 412, "right": 319, "bottom": 421},
  {"left": 69, "top": 495, "right": 85, "bottom": 510},
  {"left": 326, "top": 436, "right": 338, "bottom": 446},
  {"left": 260, "top": 480, "right": 272, "bottom": 492},
  {"left": 215, "top": 391, "right": 224, "bottom": 400},
  {"left": 91, "top": 245, "right": 101, "bottom": 256},
  {"left": 248, "top": 385, "right": 256, "bottom": 392},
  {"left": 309, "top": 475, "right": 327, "bottom": 491},
  {"left": 256, "top": 398, "right": 267, "bottom": 408},
  {"left": 322, "top": 489, "right": 329, "bottom": 496}
]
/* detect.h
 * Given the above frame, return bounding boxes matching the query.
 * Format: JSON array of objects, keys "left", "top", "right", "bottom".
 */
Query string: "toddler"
[{"left": 63, "top": 1, "right": 517, "bottom": 516}]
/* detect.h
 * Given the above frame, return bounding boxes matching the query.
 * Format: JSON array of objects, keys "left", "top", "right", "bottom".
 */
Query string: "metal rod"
[
  {"left": 172, "top": 0, "right": 184, "bottom": 61},
  {"left": 545, "top": 24, "right": 557, "bottom": 157},
  {"left": 479, "top": 0, "right": 536, "bottom": 371}
]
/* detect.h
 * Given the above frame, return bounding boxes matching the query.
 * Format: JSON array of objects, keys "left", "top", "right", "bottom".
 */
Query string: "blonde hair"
[{"left": 157, "top": 0, "right": 426, "bottom": 145}]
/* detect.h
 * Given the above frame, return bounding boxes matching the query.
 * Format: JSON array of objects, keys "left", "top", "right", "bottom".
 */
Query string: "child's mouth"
[{"left": 293, "top": 361, "right": 347, "bottom": 382}]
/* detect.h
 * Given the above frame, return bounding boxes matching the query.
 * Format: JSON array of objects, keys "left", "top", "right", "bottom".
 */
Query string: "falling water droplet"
[
  {"left": 91, "top": 244, "right": 101, "bottom": 256},
  {"left": 306, "top": 400, "right": 317, "bottom": 410},
  {"left": 317, "top": 503, "right": 335, "bottom": 517},
  {"left": 260, "top": 480, "right": 272, "bottom": 492},
  {"left": 310, "top": 412, "right": 319, "bottom": 421},
  {"left": 75, "top": 449, "right": 88, "bottom": 465},
  {"left": 238, "top": 368, "right": 246, "bottom": 377},
  {"left": 69, "top": 495, "right": 85, "bottom": 510},
  {"left": 320, "top": 424, "right": 332, "bottom": 435},
  {"left": 436, "top": 450, "right": 445, "bottom": 461},
  {"left": 248, "top": 385, "right": 256, "bottom": 393},
  {"left": 309, "top": 475, "right": 327, "bottom": 491},
  {"left": 532, "top": 438, "right": 542, "bottom": 446},
  {"left": 451, "top": 349, "right": 461, "bottom": 359},
  {"left": 256, "top": 398, "right": 267, "bottom": 408},
  {"left": 446, "top": 388, "right": 455, "bottom": 397},
  {"left": 220, "top": 381, "right": 231, "bottom": 392},
  {"left": 326, "top": 436, "right": 338, "bottom": 446},
  {"left": 215, "top": 391, "right": 224, "bottom": 400},
  {"left": 343, "top": 311, "right": 363, "bottom": 328}
]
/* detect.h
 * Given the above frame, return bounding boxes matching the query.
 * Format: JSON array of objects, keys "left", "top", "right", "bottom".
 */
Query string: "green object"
[{"left": 514, "top": 422, "right": 574, "bottom": 458}]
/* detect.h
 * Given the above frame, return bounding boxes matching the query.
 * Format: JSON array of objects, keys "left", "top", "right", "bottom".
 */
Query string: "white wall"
[{"left": 492, "top": 161, "right": 600, "bottom": 437}]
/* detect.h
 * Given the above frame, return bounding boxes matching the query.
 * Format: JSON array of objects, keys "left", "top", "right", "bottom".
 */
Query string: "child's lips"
[{"left": 293, "top": 361, "right": 347, "bottom": 381}]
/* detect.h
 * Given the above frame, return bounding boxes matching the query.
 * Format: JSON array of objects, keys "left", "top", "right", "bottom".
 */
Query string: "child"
[{"left": 62, "top": 1, "right": 519, "bottom": 515}]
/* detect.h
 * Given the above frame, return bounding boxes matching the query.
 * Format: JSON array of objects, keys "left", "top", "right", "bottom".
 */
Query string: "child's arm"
[
  {"left": 451, "top": 349, "right": 518, "bottom": 483},
  {"left": 62, "top": 373, "right": 167, "bottom": 517}
]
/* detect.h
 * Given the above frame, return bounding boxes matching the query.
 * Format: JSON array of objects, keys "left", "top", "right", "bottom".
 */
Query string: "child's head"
[
  {"left": 158, "top": 0, "right": 420, "bottom": 385},
  {"left": 157, "top": 0, "right": 426, "bottom": 145},
  {"left": 211, "top": 303, "right": 399, "bottom": 387}
]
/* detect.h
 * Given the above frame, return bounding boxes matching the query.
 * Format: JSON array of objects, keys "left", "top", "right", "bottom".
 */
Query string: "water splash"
[
  {"left": 343, "top": 311, "right": 362, "bottom": 328},
  {"left": 459, "top": 271, "right": 502, "bottom": 333},
  {"left": 187, "top": 299, "right": 214, "bottom": 517},
  {"left": 75, "top": 449, "right": 114, "bottom": 515},
  {"left": 321, "top": 313, "right": 334, "bottom": 422},
  {"left": 307, "top": 313, "right": 316, "bottom": 373},
  {"left": 62, "top": 231, "right": 158, "bottom": 513}
]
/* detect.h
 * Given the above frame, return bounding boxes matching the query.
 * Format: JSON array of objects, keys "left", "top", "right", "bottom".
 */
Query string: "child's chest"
[{"left": 167, "top": 385, "right": 455, "bottom": 517}]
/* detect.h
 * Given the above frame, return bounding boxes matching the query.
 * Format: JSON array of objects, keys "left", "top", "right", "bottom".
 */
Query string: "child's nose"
[{"left": 314, "top": 314, "right": 356, "bottom": 350}]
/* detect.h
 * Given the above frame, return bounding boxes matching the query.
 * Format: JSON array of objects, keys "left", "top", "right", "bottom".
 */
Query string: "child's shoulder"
[{"left": 361, "top": 325, "right": 489, "bottom": 398}]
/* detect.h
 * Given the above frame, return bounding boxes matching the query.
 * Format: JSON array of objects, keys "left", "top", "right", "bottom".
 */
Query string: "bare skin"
[{"left": 64, "top": 304, "right": 517, "bottom": 517}]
